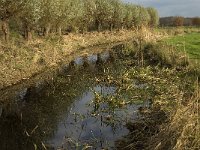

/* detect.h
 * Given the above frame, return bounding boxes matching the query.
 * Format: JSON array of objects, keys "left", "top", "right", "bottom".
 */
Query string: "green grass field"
[{"left": 165, "top": 32, "right": 200, "bottom": 60}]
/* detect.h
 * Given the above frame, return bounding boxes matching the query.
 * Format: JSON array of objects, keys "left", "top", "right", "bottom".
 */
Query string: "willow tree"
[
  {"left": 93, "top": 0, "right": 115, "bottom": 31},
  {"left": 0, "top": 0, "right": 27, "bottom": 42},
  {"left": 137, "top": 6, "right": 150, "bottom": 28},
  {"left": 122, "top": 4, "right": 141, "bottom": 29},
  {"left": 106, "top": 0, "right": 124, "bottom": 31},
  {"left": 53, "top": 0, "right": 79, "bottom": 36},
  {"left": 82, "top": 0, "right": 96, "bottom": 32},
  {"left": 67, "top": 0, "right": 87, "bottom": 33},
  {"left": 20, "top": 0, "right": 41, "bottom": 41},
  {"left": 40, "top": 0, "right": 57, "bottom": 37},
  {"left": 147, "top": 7, "right": 159, "bottom": 27},
  {"left": 123, "top": 5, "right": 150, "bottom": 29},
  {"left": 122, "top": 4, "right": 133, "bottom": 29}
]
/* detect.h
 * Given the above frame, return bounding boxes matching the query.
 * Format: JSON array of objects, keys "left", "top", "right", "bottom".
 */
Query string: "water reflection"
[
  {"left": 88, "top": 54, "right": 98, "bottom": 63},
  {"left": 47, "top": 85, "right": 141, "bottom": 150},
  {"left": 0, "top": 46, "right": 147, "bottom": 150}
]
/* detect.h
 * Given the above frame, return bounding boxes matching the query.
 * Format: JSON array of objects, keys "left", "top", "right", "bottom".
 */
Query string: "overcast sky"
[{"left": 123, "top": 0, "right": 200, "bottom": 17}]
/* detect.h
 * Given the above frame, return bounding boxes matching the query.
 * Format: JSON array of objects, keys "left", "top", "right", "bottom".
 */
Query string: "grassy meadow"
[{"left": 165, "top": 32, "right": 200, "bottom": 59}]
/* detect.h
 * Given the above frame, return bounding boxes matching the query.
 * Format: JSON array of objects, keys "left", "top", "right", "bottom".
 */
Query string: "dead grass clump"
[
  {"left": 147, "top": 89, "right": 200, "bottom": 150},
  {"left": 142, "top": 43, "right": 189, "bottom": 68},
  {"left": 116, "top": 108, "right": 169, "bottom": 150}
]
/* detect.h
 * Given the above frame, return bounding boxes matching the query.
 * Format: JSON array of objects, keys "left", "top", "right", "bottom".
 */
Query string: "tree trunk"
[
  {"left": 82, "top": 26, "right": 88, "bottom": 34},
  {"left": 110, "top": 24, "right": 114, "bottom": 31},
  {"left": 1, "top": 19, "right": 9, "bottom": 42},
  {"left": 121, "top": 22, "right": 124, "bottom": 30},
  {"left": 57, "top": 26, "right": 62, "bottom": 36},
  {"left": 95, "top": 20, "right": 102, "bottom": 32},
  {"left": 98, "top": 23, "right": 102, "bottom": 32},
  {"left": 27, "top": 30, "right": 32, "bottom": 41},
  {"left": 24, "top": 24, "right": 32, "bottom": 42},
  {"left": 44, "top": 23, "right": 51, "bottom": 37}
]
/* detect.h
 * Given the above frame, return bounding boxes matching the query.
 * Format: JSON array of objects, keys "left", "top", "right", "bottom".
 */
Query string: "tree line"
[
  {"left": 0, "top": 0, "right": 159, "bottom": 42},
  {"left": 160, "top": 16, "right": 200, "bottom": 27}
]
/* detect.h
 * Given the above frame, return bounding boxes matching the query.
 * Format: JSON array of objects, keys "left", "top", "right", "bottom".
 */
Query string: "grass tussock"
[
  {"left": 143, "top": 43, "right": 189, "bottom": 67},
  {"left": 147, "top": 87, "right": 200, "bottom": 150}
]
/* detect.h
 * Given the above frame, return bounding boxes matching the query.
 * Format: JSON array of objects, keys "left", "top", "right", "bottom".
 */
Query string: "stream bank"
[
  {"left": 0, "top": 41, "right": 198, "bottom": 150},
  {"left": 0, "top": 29, "right": 165, "bottom": 90}
]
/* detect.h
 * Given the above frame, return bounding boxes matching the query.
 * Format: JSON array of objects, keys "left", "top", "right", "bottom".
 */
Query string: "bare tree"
[{"left": 173, "top": 16, "right": 184, "bottom": 26}]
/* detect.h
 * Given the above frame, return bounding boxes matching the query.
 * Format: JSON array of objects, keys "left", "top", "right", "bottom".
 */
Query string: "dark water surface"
[{"left": 0, "top": 49, "right": 148, "bottom": 150}]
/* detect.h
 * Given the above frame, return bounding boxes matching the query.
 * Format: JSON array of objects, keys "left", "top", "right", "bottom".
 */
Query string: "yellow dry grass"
[{"left": 0, "top": 29, "right": 165, "bottom": 90}]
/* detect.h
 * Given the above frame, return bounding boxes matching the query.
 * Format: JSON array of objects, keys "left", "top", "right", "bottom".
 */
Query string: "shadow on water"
[{"left": 0, "top": 45, "right": 151, "bottom": 150}]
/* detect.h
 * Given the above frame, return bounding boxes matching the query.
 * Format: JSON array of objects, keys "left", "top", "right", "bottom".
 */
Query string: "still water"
[{"left": 0, "top": 50, "right": 148, "bottom": 150}]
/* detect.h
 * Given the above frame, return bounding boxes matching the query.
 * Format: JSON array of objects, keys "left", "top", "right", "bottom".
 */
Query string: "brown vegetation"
[
  {"left": 173, "top": 16, "right": 184, "bottom": 26},
  {"left": 160, "top": 16, "right": 200, "bottom": 27},
  {"left": 192, "top": 17, "right": 200, "bottom": 26},
  {"left": 0, "top": 28, "right": 164, "bottom": 90}
]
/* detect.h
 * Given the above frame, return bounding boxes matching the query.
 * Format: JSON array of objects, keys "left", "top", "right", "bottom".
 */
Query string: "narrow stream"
[
  {"left": 0, "top": 47, "right": 150, "bottom": 150},
  {"left": 47, "top": 85, "right": 142, "bottom": 149}
]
